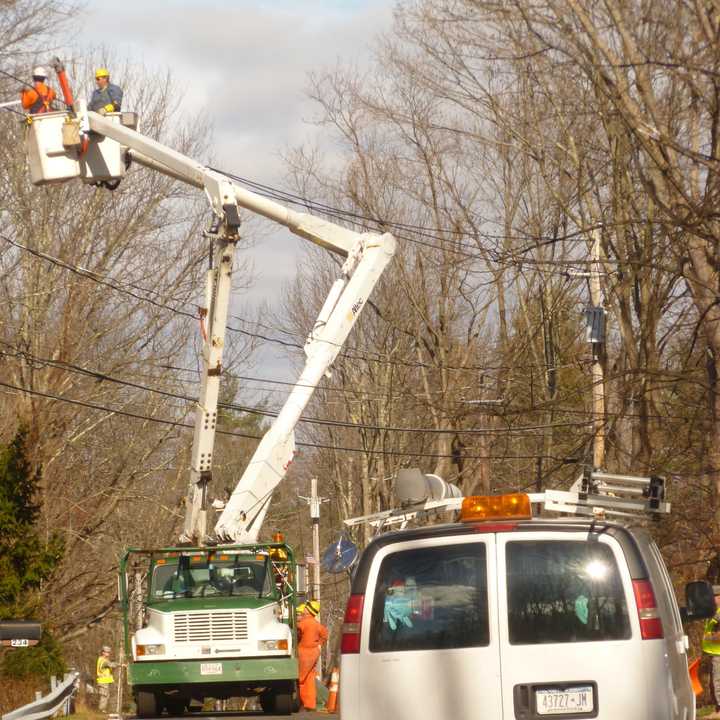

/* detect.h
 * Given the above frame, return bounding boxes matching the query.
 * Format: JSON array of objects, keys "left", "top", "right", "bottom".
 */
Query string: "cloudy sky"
[{"left": 74, "top": 0, "right": 394, "bottom": 381}]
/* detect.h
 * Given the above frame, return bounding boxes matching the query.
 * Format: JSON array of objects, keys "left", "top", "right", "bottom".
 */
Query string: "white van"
[{"left": 340, "top": 492, "right": 714, "bottom": 720}]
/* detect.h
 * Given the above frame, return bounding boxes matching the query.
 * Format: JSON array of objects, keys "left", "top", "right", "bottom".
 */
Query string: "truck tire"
[
  {"left": 274, "top": 691, "right": 293, "bottom": 715},
  {"left": 136, "top": 690, "right": 159, "bottom": 718},
  {"left": 259, "top": 691, "right": 276, "bottom": 713},
  {"left": 165, "top": 697, "right": 186, "bottom": 716}
]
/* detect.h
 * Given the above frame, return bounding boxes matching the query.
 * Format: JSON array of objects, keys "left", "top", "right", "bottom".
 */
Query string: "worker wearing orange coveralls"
[
  {"left": 20, "top": 67, "right": 56, "bottom": 114},
  {"left": 297, "top": 600, "right": 328, "bottom": 711}
]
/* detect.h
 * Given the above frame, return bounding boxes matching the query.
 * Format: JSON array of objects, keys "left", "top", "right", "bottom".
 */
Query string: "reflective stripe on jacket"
[
  {"left": 21, "top": 82, "right": 56, "bottom": 114},
  {"left": 96, "top": 655, "right": 114, "bottom": 684},
  {"left": 703, "top": 615, "right": 720, "bottom": 655}
]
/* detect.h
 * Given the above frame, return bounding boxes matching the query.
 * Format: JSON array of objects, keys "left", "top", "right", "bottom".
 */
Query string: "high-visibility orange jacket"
[
  {"left": 21, "top": 82, "right": 56, "bottom": 114},
  {"left": 298, "top": 614, "right": 329, "bottom": 650},
  {"left": 297, "top": 615, "right": 328, "bottom": 710}
]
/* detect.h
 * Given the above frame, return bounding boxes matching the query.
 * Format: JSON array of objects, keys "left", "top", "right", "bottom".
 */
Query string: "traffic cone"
[
  {"left": 325, "top": 666, "right": 339, "bottom": 713},
  {"left": 688, "top": 657, "right": 703, "bottom": 698}
]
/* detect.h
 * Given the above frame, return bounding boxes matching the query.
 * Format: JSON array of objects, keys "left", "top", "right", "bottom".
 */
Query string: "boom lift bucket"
[
  {"left": 26, "top": 112, "right": 81, "bottom": 185},
  {"left": 28, "top": 110, "right": 134, "bottom": 186},
  {"left": 79, "top": 112, "right": 129, "bottom": 183},
  {"left": 26, "top": 58, "right": 133, "bottom": 187}
]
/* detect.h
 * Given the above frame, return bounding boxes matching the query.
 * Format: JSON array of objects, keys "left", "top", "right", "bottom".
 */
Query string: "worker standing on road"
[
  {"left": 20, "top": 67, "right": 56, "bottom": 114},
  {"left": 702, "top": 588, "right": 720, "bottom": 718},
  {"left": 96, "top": 645, "right": 117, "bottom": 713},
  {"left": 89, "top": 68, "right": 123, "bottom": 114},
  {"left": 297, "top": 600, "right": 328, "bottom": 711}
]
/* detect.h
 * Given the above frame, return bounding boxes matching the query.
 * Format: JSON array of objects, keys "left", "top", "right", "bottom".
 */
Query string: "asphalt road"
[{"left": 147, "top": 713, "right": 337, "bottom": 720}]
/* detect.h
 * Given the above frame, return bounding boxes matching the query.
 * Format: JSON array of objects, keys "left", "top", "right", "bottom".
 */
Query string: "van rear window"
[
  {"left": 369, "top": 543, "right": 489, "bottom": 652},
  {"left": 506, "top": 540, "right": 631, "bottom": 644}
]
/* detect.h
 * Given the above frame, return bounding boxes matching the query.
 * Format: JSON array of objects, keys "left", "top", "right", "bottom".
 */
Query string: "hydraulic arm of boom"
[{"left": 83, "top": 109, "right": 396, "bottom": 545}]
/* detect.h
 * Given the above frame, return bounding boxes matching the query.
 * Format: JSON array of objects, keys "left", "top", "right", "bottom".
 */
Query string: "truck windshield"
[{"left": 150, "top": 556, "right": 275, "bottom": 600}]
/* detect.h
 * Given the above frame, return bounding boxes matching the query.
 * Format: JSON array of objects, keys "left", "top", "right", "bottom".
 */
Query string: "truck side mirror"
[{"left": 682, "top": 580, "right": 716, "bottom": 622}]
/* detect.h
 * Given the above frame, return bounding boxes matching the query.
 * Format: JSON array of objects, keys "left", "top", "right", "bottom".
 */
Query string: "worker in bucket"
[
  {"left": 96, "top": 644, "right": 118, "bottom": 712},
  {"left": 20, "top": 66, "right": 56, "bottom": 114},
  {"left": 296, "top": 600, "right": 328, "bottom": 711},
  {"left": 89, "top": 68, "right": 123, "bottom": 114}
]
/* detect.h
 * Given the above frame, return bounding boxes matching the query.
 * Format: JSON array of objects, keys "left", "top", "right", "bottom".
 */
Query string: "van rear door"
[
  {"left": 353, "top": 535, "right": 504, "bottom": 720},
  {"left": 495, "top": 531, "right": 655, "bottom": 720}
]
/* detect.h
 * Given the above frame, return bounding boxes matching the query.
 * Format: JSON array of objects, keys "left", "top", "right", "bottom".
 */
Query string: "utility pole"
[
  {"left": 310, "top": 477, "right": 321, "bottom": 606},
  {"left": 588, "top": 230, "right": 606, "bottom": 469},
  {"left": 300, "top": 477, "right": 328, "bottom": 678},
  {"left": 571, "top": 230, "right": 607, "bottom": 470},
  {"left": 299, "top": 478, "right": 326, "bottom": 603}
]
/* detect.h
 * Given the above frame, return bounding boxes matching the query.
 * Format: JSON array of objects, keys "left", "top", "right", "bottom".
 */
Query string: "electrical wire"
[
  {"left": 213, "top": 167, "right": 599, "bottom": 247},
  {"left": 1, "top": 103, "right": 27, "bottom": 118},
  {"left": 0, "top": 343, "right": 593, "bottom": 436},
  {"left": 4, "top": 234, "right": 708, "bottom": 423},
  {"left": 219, "top": 167, "right": 590, "bottom": 271},
  {"left": 0, "top": 67, "right": 61, "bottom": 112},
  {"left": 0, "top": 377, "right": 580, "bottom": 461},
  {"left": 213, "top": 167, "right": 682, "bottom": 277},
  {"left": 4, "top": 238, "right": 707, "bottom": 424},
  {"left": 1, "top": 233, "right": 596, "bottom": 374}
]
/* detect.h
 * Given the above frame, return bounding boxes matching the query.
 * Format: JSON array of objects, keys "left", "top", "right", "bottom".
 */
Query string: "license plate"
[
  {"left": 536, "top": 686, "right": 594, "bottom": 715},
  {"left": 200, "top": 662, "right": 223, "bottom": 676},
  {"left": 10, "top": 639, "right": 29, "bottom": 647}
]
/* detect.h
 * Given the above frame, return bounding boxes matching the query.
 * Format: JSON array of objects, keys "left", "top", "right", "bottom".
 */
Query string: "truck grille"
[{"left": 173, "top": 612, "right": 249, "bottom": 642}]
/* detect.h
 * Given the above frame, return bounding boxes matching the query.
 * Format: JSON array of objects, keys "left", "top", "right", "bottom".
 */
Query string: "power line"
[
  {"left": 4, "top": 237, "right": 707, "bottom": 425},
  {"left": 2, "top": 233, "right": 594, "bottom": 374},
  {"left": 213, "top": 167, "right": 680, "bottom": 277},
  {"left": 0, "top": 377, "right": 577, "bottom": 461},
  {"left": 0, "top": 67, "right": 61, "bottom": 111},
  {"left": 214, "top": 167, "right": 599, "bottom": 248},
  {"left": 0, "top": 343, "right": 592, "bottom": 436},
  {"left": 5, "top": 234, "right": 707, "bottom": 423}
]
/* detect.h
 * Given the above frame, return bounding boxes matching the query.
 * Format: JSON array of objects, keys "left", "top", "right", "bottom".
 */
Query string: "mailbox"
[{"left": 0, "top": 620, "right": 42, "bottom": 647}]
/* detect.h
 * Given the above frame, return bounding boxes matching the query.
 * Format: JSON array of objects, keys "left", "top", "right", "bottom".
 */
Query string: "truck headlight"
[
  {"left": 258, "top": 640, "right": 288, "bottom": 651},
  {"left": 136, "top": 644, "right": 166, "bottom": 656}
]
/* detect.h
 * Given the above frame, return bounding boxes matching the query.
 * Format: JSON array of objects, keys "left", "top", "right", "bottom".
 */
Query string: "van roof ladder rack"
[
  {"left": 343, "top": 469, "right": 670, "bottom": 531},
  {"left": 542, "top": 469, "right": 669, "bottom": 519}
]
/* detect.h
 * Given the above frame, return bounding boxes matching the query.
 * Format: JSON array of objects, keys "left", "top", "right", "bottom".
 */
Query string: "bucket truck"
[{"left": 25, "top": 77, "right": 395, "bottom": 715}]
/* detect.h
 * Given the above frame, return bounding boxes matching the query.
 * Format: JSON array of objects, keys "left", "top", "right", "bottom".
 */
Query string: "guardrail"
[{"left": 2, "top": 671, "right": 79, "bottom": 720}]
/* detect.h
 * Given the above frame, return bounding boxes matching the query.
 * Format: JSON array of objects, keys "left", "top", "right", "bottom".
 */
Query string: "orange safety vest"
[{"left": 21, "top": 82, "right": 56, "bottom": 114}]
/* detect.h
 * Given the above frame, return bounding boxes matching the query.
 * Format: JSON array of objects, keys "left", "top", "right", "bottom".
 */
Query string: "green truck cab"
[{"left": 119, "top": 543, "right": 301, "bottom": 716}]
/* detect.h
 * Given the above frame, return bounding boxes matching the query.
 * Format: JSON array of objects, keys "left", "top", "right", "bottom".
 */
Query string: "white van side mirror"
[{"left": 681, "top": 580, "right": 716, "bottom": 622}]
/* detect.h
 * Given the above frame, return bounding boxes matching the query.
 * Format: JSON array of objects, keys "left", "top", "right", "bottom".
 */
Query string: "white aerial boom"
[{"left": 27, "top": 101, "right": 395, "bottom": 545}]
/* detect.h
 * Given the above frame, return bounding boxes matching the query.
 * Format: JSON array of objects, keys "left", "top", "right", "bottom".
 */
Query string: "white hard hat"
[
  {"left": 32, "top": 66, "right": 47, "bottom": 78},
  {"left": 102, "top": 645, "right": 112, "bottom": 653}
]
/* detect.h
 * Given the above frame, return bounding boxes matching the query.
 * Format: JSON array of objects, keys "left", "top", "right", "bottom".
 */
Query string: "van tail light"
[
  {"left": 632, "top": 579, "right": 664, "bottom": 639},
  {"left": 341, "top": 594, "right": 365, "bottom": 654}
]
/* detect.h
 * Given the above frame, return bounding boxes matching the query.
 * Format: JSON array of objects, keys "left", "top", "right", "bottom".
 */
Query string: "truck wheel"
[
  {"left": 136, "top": 690, "right": 159, "bottom": 718},
  {"left": 259, "top": 691, "right": 276, "bottom": 713},
  {"left": 165, "top": 698, "right": 186, "bottom": 716},
  {"left": 274, "top": 692, "right": 293, "bottom": 715}
]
